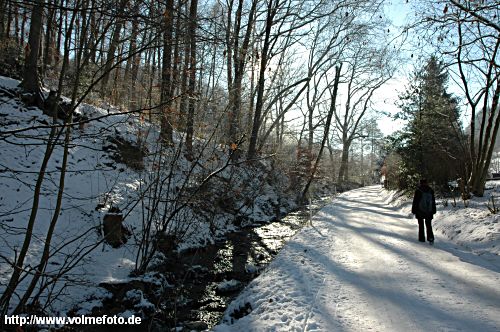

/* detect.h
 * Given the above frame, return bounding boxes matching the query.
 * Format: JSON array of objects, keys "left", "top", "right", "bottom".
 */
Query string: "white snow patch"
[
  {"left": 0, "top": 75, "right": 20, "bottom": 89},
  {"left": 217, "top": 279, "right": 242, "bottom": 293}
]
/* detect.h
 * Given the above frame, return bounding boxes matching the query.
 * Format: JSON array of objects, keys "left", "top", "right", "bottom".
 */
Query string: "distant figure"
[
  {"left": 380, "top": 164, "right": 388, "bottom": 189},
  {"left": 411, "top": 179, "right": 436, "bottom": 244}
]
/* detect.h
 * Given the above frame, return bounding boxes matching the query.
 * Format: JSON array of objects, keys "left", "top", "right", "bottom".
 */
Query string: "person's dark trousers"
[{"left": 417, "top": 218, "right": 434, "bottom": 242}]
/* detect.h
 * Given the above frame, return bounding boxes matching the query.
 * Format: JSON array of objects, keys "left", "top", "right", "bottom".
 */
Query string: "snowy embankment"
[
  {"left": 0, "top": 75, "right": 296, "bottom": 316},
  {"left": 385, "top": 183, "right": 500, "bottom": 258},
  {"left": 214, "top": 186, "right": 500, "bottom": 332}
]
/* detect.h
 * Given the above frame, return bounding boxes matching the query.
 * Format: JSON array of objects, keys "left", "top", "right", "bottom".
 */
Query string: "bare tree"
[
  {"left": 247, "top": 0, "right": 388, "bottom": 160},
  {"left": 160, "top": 0, "right": 175, "bottom": 143},
  {"left": 0, "top": 0, "right": 166, "bottom": 315},
  {"left": 0, "top": 0, "right": 83, "bottom": 314},
  {"left": 224, "top": 0, "right": 258, "bottom": 146},
  {"left": 411, "top": 0, "right": 500, "bottom": 196},
  {"left": 335, "top": 28, "right": 396, "bottom": 183},
  {"left": 185, "top": 0, "right": 199, "bottom": 155},
  {"left": 301, "top": 65, "right": 342, "bottom": 202},
  {"left": 20, "top": 0, "right": 44, "bottom": 104},
  {"left": 100, "top": 0, "right": 128, "bottom": 96}
]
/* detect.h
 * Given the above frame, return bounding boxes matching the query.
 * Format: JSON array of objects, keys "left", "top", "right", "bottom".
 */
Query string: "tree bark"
[
  {"left": 42, "top": 0, "right": 56, "bottom": 76},
  {"left": 0, "top": 0, "right": 7, "bottom": 39},
  {"left": 160, "top": 0, "right": 175, "bottom": 143},
  {"left": 179, "top": 0, "right": 189, "bottom": 130},
  {"left": 170, "top": 1, "right": 182, "bottom": 103},
  {"left": 227, "top": 0, "right": 257, "bottom": 144},
  {"left": 337, "top": 137, "right": 350, "bottom": 183},
  {"left": 21, "top": 0, "right": 44, "bottom": 104},
  {"left": 185, "top": 0, "right": 198, "bottom": 155},
  {"left": 100, "top": 0, "right": 127, "bottom": 98},
  {"left": 247, "top": 0, "right": 275, "bottom": 159},
  {"left": 129, "top": 15, "right": 140, "bottom": 111},
  {"left": 472, "top": 80, "right": 500, "bottom": 196}
]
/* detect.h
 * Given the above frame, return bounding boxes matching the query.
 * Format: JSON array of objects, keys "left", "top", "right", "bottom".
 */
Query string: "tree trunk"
[
  {"left": 471, "top": 80, "right": 500, "bottom": 196},
  {"left": 337, "top": 142, "right": 350, "bottom": 183},
  {"left": 247, "top": 0, "right": 275, "bottom": 159},
  {"left": 100, "top": 0, "right": 126, "bottom": 98},
  {"left": 0, "top": 0, "right": 7, "bottom": 39},
  {"left": 5, "top": 0, "right": 12, "bottom": 38},
  {"left": 42, "top": 0, "right": 56, "bottom": 76},
  {"left": 21, "top": 0, "right": 43, "bottom": 104},
  {"left": 20, "top": 6, "right": 27, "bottom": 44},
  {"left": 124, "top": 12, "right": 138, "bottom": 107},
  {"left": 170, "top": 2, "right": 182, "bottom": 103},
  {"left": 228, "top": 0, "right": 257, "bottom": 144},
  {"left": 129, "top": 15, "right": 140, "bottom": 111},
  {"left": 178, "top": 0, "right": 189, "bottom": 130},
  {"left": 160, "top": 0, "right": 174, "bottom": 143},
  {"left": 247, "top": 45, "right": 256, "bottom": 137},
  {"left": 327, "top": 134, "right": 335, "bottom": 174},
  {"left": 185, "top": 0, "right": 198, "bottom": 155}
]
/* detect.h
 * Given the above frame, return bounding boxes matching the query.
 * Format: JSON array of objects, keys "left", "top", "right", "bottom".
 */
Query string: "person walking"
[{"left": 411, "top": 179, "right": 436, "bottom": 244}]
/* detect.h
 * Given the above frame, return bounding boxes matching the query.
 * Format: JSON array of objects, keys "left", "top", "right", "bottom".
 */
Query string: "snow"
[
  {"left": 214, "top": 186, "right": 500, "bottom": 331},
  {"left": 2, "top": 73, "right": 499, "bottom": 329},
  {"left": 124, "top": 289, "right": 155, "bottom": 313},
  {"left": 0, "top": 75, "right": 147, "bottom": 313},
  {"left": 433, "top": 182, "right": 500, "bottom": 258},
  {"left": 0, "top": 76, "right": 19, "bottom": 89},
  {"left": 118, "top": 310, "right": 136, "bottom": 318},
  {"left": 217, "top": 279, "right": 243, "bottom": 293},
  {"left": 0, "top": 75, "right": 296, "bottom": 316}
]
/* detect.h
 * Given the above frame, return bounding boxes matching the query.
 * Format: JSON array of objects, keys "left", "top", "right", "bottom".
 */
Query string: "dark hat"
[{"left": 420, "top": 178, "right": 428, "bottom": 185}]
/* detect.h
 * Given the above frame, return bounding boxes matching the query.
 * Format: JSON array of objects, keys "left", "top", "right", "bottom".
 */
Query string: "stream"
[
  {"left": 90, "top": 197, "right": 332, "bottom": 332},
  {"left": 157, "top": 197, "right": 332, "bottom": 331}
]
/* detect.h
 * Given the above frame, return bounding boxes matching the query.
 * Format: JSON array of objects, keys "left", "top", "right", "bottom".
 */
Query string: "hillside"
[{"left": 0, "top": 75, "right": 302, "bottom": 323}]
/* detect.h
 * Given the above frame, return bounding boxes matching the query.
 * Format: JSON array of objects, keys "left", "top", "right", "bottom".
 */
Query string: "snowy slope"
[
  {"left": 0, "top": 76, "right": 158, "bottom": 314},
  {"left": 214, "top": 186, "right": 500, "bottom": 331},
  {"left": 434, "top": 182, "right": 500, "bottom": 258},
  {"left": 388, "top": 182, "right": 500, "bottom": 258},
  {"left": 0, "top": 75, "right": 296, "bottom": 316}
]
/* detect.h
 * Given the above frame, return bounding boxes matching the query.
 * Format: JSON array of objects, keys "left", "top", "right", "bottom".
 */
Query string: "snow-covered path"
[{"left": 214, "top": 186, "right": 500, "bottom": 332}]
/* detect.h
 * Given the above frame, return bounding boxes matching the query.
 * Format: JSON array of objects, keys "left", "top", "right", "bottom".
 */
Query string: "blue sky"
[{"left": 373, "top": 0, "right": 412, "bottom": 135}]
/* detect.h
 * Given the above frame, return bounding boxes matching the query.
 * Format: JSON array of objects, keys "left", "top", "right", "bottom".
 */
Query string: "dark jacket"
[{"left": 412, "top": 185, "right": 436, "bottom": 219}]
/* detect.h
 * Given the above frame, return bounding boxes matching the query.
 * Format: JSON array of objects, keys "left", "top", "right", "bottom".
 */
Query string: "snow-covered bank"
[
  {"left": 0, "top": 75, "right": 299, "bottom": 317},
  {"left": 214, "top": 186, "right": 500, "bottom": 331},
  {"left": 385, "top": 183, "right": 500, "bottom": 258}
]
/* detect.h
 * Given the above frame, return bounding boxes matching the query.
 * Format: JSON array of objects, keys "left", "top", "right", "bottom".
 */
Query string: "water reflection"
[{"left": 157, "top": 197, "right": 332, "bottom": 330}]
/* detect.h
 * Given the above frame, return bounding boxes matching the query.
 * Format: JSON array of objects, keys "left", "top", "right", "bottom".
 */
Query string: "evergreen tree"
[{"left": 395, "top": 56, "right": 465, "bottom": 188}]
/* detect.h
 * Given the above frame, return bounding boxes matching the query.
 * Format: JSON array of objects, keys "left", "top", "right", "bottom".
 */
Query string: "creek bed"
[
  {"left": 86, "top": 197, "right": 332, "bottom": 332},
  {"left": 156, "top": 196, "right": 332, "bottom": 331}
]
